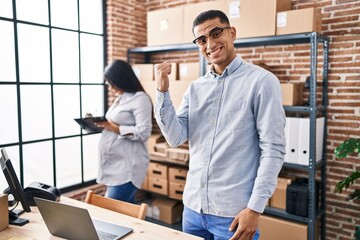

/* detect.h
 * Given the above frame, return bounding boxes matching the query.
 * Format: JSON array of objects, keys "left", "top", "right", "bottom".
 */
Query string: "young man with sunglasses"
[{"left": 154, "top": 10, "right": 286, "bottom": 240}]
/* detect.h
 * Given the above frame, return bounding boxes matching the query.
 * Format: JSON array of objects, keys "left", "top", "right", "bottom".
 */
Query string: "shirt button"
[
  {"left": 204, "top": 162, "right": 208, "bottom": 166},
  {"left": 215, "top": 99, "right": 219, "bottom": 103},
  {"left": 201, "top": 184, "right": 205, "bottom": 188}
]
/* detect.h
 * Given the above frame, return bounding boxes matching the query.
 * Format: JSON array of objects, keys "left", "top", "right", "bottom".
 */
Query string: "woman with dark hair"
[{"left": 95, "top": 59, "right": 152, "bottom": 203}]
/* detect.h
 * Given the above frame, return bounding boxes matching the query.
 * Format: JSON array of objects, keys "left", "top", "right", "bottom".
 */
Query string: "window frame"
[{"left": 0, "top": 0, "right": 108, "bottom": 193}]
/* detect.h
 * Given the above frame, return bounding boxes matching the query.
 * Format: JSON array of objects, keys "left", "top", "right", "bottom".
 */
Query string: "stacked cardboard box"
[
  {"left": 277, "top": 8, "right": 322, "bottom": 35},
  {"left": 168, "top": 166, "right": 188, "bottom": 200},
  {"left": 179, "top": 62, "right": 200, "bottom": 81},
  {"left": 281, "top": 82, "right": 304, "bottom": 106},
  {"left": 147, "top": 6, "right": 184, "bottom": 46},
  {"left": 0, "top": 194, "right": 8, "bottom": 231},
  {"left": 227, "top": 0, "right": 291, "bottom": 39},
  {"left": 259, "top": 215, "right": 308, "bottom": 240},
  {"left": 269, "top": 177, "right": 293, "bottom": 209},
  {"left": 132, "top": 64, "right": 154, "bottom": 81},
  {"left": 152, "top": 197, "right": 184, "bottom": 224},
  {"left": 147, "top": 1, "right": 321, "bottom": 46},
  {"left": 148, "top": 162, "right": 168, "bottom": 195}
]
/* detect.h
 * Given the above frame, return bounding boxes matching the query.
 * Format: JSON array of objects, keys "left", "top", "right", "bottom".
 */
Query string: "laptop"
[{"left": 34, "top": 197, "right": 133, "bottom": 240}]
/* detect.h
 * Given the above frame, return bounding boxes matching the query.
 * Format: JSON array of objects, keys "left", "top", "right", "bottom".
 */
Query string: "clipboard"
[{"left": 74, "top": 116, "right": 106, "bottom": 133}]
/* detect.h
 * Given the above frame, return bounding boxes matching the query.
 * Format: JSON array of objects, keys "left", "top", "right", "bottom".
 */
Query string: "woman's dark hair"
[
  {"left": 192, "top": 10, "right": 230, "bottom": 36},
  {"left": 104, "top": 59, "right": 144, "bottom": 93}
]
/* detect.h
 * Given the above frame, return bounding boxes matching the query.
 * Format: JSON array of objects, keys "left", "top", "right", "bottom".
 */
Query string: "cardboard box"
[
  {"left": 154, "top": 62, "right": 178, "bottom": 81},
  {"left": 147, "top": 6, "right": 184, "bottom": 46},
  {"left": 148, "top": 177, "right": 168, "bottom": 195},
  {"left": 259, "top": 215, "right": 308, "bottom": 240},
  {"left": 168, "top": 166, "right": 188, "bottom": 183},
  {"left": 169, "top": 182, "right": 185, "bottom": 200},
  {"left": 281, "top": 83, "right": 304, "bottom": 106},
  {"left": 141, "top": 175, "right": 149, "bottom": 191},
  {"left": 227, "top": 0, "right": 291, "bottom": 38},
  {"left": 152, "top": 197, "right": 183, "bottom": 224},
  {"left": 179, "top": 62, "right": 200, "bottom": 81},
  {"left": 147, "top": 134, "right": 165, "bottom": 153},
  {"left": 154, "top": 142, "right": 169, "bottom": 154},
  {"left": 141, "top": 79, "right": 192, "bottom": 110},
  {"left": 141, "top": 81, "right": 157, "bottom": 105},
  {"left": 132, "top": 64, "right": 154, "bottom": 81},
  {"left": 148, "top": 162, "right": 168, "bottom": 179},
  {"left": 169, "top": 80, "right": 192, "bottom": 109},
  {"left": 276, "top": 8, "right": 322, "bottom": 35},
  {"left": 183, "top": 1, "right": 226, "bottom": 43},
  {"left": 166, "top": 147, "right": 190, "bottom": 162},
  {"left": 0, "top": 194, "right": 8, "bottom": 231},
  {"left": 269, "top": 177, "right": 292, "bottom": 209}
]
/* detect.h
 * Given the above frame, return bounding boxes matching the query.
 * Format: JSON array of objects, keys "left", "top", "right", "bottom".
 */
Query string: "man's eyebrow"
[{"left": 196, "top": 27, "right": 222, "bottom": 38}]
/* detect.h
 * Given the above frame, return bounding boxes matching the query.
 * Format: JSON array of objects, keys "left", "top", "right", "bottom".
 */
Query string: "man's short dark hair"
[{"left": 192, "top": 10, "right": 230, "bottom": 36}]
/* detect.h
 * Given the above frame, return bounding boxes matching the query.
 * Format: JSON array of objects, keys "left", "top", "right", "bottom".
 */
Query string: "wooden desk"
[{"left": 0, "top": 196, "right": 202, "bottom": 240}]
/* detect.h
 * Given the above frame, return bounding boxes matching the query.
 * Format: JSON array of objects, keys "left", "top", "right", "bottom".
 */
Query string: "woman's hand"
[{"left": 95, "top": 120, "right": 120, "bottom": 134}]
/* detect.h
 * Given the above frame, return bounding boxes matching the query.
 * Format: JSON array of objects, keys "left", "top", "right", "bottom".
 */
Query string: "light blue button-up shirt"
[{"left": 155, "top": 56, "right": 286, "bottom": 217}]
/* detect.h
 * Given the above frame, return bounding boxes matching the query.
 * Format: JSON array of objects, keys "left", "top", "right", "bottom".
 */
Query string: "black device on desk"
[
  {"left": 24, "top": 182, "right": 61, "bottom": 206},
  {"left": 1, "top": 148, "right": 31, "bottom": 226},
  {"left": 1, "top": 147, "right": 61, "bottom": 226}
]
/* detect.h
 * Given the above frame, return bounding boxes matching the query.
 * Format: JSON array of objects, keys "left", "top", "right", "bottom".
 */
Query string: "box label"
[
  {"left": 160, "top": 19, "right": 169, "bottom": 31},
  {"left": 152, "top": 206, "right": 160, "bottom": 220},
  {"left": 277, "top": 12, "right": 287, "bottom": 27},
  {"left": 180, "top": 65, "right": 188, "bottom": 77},
  {"left": 228, "top": 0, "right": 240, "bottom": 18}
]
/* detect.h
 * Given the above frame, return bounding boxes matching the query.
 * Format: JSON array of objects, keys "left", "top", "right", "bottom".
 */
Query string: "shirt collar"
[{"left": 209, "top": 55, "right": 243, "bottom": 78}]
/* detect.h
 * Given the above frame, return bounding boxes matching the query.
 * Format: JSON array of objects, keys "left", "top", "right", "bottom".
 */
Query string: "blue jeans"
[
  {"left": 183, "top": 207, "right": 260, "bottom": 240},
  {"left": 105, "top": 181, "right": 138, "bottom": 203}
]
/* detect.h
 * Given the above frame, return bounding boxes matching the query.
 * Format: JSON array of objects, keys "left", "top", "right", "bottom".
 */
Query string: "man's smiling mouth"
[{"left": 208, "top": 47, "right": 222, "bottom": 56}]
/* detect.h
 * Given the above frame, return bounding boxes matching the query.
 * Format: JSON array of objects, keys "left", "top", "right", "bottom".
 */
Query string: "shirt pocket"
[{"left": 224, "top": 100, "right": 247, "bottom": 131}]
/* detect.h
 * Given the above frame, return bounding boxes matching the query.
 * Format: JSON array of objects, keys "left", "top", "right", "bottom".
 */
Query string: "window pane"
[
  {"left": 50, "top": 0, "right": 78, "bottom": 30},
  {"left": 83, "top": 134, "right": 100, "bottom": 181},
  {"left": 0, "top": 146, "right": 20, "bottom": 192},
  {"left": 81, "top": 85, "right": 104, "bottom": 118},
  {"left": 21, "top": 85, "right": 52, "bottom": 141},
  {"left": 80, "top": 33, "right": 104, "bottom": 83},
  {"left": 55, "top": 137, "right": 81, "bottom": 188},
  {"left": 16, "top": 0, "right": 48, "bottom": 24},
  {"left": 52, "top": 29, "right": 79, "bottom": 83},
  {"left": 0, "top": 21, "right": 16, "bottom": 82},
  {"left": 18, "top": 24, "right": 50, "bottom": 83},
  {"left": 0, "top": 0, "right": 13, "bottom": 18},
  {"left": 53, "top": 85, "right": 80, "bottom": 137},
  {"left": 23, "top": 142, "right": 53, "bottom": 187},
  {"left": 0, "top": 85, "right": 18, "bottom": 145},
  {"left": 79, "top": 0, "right": 103, "bottom": 34}
]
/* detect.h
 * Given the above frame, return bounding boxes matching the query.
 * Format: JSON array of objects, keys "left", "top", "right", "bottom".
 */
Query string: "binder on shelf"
[
  {"left": 285, "top": 117, "right": 300, "bottom": 164},
  {"left": 285, "top": 116, "right": 325, "bottom": 166},
  {"left": 298, "top": 117, "right": 325, "bottom": 165}
]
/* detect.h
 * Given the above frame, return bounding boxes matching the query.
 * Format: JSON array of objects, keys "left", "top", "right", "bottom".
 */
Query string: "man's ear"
[{"left": 230, "top": 26, "right": 236, "bottom": 40}]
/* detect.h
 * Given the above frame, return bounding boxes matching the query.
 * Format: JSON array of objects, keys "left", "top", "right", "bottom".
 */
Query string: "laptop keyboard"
[{"left": 97, "top": 230, "right": 119, "bottom": 240}]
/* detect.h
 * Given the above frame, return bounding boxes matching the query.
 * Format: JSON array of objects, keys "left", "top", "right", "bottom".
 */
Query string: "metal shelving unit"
[{"left": 128, "top": 32, "right": 329, "bottom": 240}]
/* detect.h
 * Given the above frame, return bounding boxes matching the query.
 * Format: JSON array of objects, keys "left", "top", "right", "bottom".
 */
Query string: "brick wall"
[{"left": 106, "top": 0, "right": 360, "bottom": 239}]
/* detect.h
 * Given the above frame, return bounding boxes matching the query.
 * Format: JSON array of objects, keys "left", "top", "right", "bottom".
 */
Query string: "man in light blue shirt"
[{"left": 155, "top": 10, "right": 286, "bottom": 240}]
